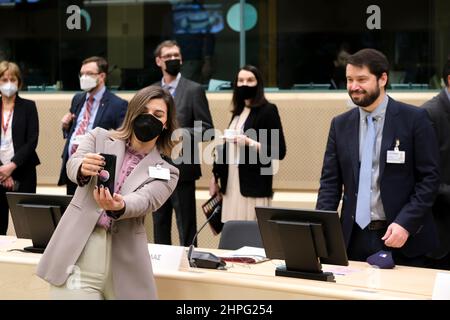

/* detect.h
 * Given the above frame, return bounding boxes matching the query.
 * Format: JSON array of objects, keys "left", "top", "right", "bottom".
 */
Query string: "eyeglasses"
[
  {"left": 79, "top": 72, "right": 100, "bottom": 78},
  {"left": 160, "top": 53, "right": 181, "bottom": 60}
]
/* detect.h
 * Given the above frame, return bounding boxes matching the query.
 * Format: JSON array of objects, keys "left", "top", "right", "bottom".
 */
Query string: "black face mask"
[
  {"left": 133, "top": 113, "right": 164, "bottom": 142},
  {"left": 165, "top": 59, "right": 181, "bottom": 76},
  {"left": 235, "top": 85, "right": 258, "bottom": 100}
]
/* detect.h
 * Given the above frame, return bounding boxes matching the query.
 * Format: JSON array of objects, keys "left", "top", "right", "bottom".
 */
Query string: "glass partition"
[{"left": 0, "top": 0, "right": 448, "bottom": 91}]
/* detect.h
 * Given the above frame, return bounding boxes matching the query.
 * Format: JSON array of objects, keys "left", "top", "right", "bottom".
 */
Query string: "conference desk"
[{"left": 0, "top": 236, "right": 447, "bottom": 300}]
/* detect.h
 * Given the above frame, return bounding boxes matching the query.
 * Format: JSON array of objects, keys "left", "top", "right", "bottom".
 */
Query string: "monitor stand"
[
  {"left": 272, "top": 220, "right": 336, "bottom": 282},
  {"left": 22, "top": 246, "right": 45, "bottom": 254},
  {"left": 275, "top": 266, "right": 334, "bottom": 281},
  {"left": 18, "top": 204, "right": 62, "bottom": 254}
]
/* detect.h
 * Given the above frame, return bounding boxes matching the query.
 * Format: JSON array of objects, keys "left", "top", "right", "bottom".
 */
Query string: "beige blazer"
[{"left": 36, "top": 128, "right": 179, "bottom": 299}]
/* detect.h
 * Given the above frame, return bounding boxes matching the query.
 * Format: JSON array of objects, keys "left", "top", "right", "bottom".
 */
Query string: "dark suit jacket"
[
  {"left": 423, "top": 89, "right": 450, "bottom": 256},
  {"left": 213, "top": 102, "right": 286, "bottom": 197},
  {"left": 58, "top": 89, "right": 128, "bottom": 186},
  {"left": 155, "top": 76, "right": 214, "bottom": 182},
  {"left": 0, "top": 95, "right": 40, "bottom": 188},
  {"left": 316, "top": 97, "right": 440, "bottom": 258}
]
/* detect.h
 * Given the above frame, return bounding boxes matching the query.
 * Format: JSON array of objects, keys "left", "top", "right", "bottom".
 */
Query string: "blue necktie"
[
  {"left": 164, "top": 84, "right": 175, "bottom": 97},
  {"left": 355, "top": 115, "right": 376, "bottom": 229}
]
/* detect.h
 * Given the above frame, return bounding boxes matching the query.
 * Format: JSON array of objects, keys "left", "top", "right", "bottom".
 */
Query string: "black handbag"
[{"left": 201, "top": 193, "right": 224, "bottom": 235}]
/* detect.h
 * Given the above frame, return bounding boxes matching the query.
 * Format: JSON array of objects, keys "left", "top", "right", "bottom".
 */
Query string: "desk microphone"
[{"left": 187, "top": 204, "right": 226, "bottom": 269}]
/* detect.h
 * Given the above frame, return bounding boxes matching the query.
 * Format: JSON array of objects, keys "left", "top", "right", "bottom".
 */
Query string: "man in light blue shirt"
[{"left": 317, "top": 48, "right": 440, "bottom": 267}]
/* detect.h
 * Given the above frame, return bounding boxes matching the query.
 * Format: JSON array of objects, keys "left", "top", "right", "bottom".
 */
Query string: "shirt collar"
[
  {"left": 161, "top": 73, "right": 181, "bottom": 90},
  {"left": 125, "top": 140, "right": 148, "bottom": 159},
  {"left": 359, "top": 93, "right": 389, "bottom": 122},
  {"left": 87, "top": 85, "right": 106, "bottom": 103}
]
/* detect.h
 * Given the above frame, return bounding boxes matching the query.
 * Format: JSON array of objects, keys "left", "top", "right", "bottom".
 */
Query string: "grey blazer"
[{"left": 36, "top": 128, "right": 179, "bottom": 299}]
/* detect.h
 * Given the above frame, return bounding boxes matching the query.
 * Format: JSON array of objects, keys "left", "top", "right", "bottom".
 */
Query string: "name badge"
[
  {"left": 386, "top": 139, "right": 405, "bottom": 164},
  {"left": 149, "top": 165, "right": 171, "bottom": 180}
]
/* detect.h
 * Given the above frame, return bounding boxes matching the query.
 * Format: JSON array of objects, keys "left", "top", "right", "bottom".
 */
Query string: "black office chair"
[{"left": 218, "top": 220, "right": 263, "bottom": 250}]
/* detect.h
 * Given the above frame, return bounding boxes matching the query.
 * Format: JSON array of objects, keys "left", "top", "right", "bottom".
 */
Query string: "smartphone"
[{"left": 97, "top": 153, "right": 117, "bottom": 193}]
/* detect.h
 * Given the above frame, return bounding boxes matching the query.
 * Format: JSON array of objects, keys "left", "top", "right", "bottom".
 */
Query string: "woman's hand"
[
  {"left": 0, "top": 162, "right": 17, "bottom": 182},
  {"left": 209, "top": 175, "right": 219, "bottom": 196},
  {"left": 234, "top": 134, "right": 248, "bottom": 146},
  {"left": 93, "top": 185, "right": 125, "bottom": 211},
  {"left": 233, "top": 135, "right": 260, "bottom": 150},
  {"left": 80, "top": 153, "right": 105, "bottom": 177},
  {"left": 0, "top": 176, "right": 14, "bottom": 190}
]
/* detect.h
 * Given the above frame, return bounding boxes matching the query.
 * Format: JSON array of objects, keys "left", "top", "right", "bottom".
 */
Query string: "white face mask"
[
  {"left": 0, "top": 81, "right": 18, "bottom": 98},
  {"left": 79, "top": 75, "right": 98, "bottom": 92}
]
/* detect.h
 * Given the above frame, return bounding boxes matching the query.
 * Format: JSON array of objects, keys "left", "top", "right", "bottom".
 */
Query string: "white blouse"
[{"left": 0, "top": 110, "right": 15, "bottom": 165}]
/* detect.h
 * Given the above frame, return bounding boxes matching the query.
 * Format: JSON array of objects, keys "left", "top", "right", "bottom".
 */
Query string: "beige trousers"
[{"left": 50, "top": 227, "right": 115, "bottom": 300}]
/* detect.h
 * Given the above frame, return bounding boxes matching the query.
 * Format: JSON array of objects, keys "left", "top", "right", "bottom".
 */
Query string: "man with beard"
[
  {"left": 152, "top": 40, "right": 214, "bottom": 246},
  {"left": 316, "top": 48, "right": 440, "bottom": 267}
]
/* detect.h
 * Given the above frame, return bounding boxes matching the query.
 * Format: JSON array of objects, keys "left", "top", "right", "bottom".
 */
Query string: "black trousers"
[
  {"left": 425, "top": 253, "right": 450, "bottom": 270},
  {"left": 0, "top": 189, "right": 10, "bottom": 235},
  {"left": 153, "top": 180, "right": 197, "bottom": 247},
  {"left": 66, "top": 180, "right": 78, "bottom": 196},
  {"left": 347, "top": 222, "right": 426, "bottom": 268},
  {"left": 0, "top": 168, "right": 37, "bottom": 235}
]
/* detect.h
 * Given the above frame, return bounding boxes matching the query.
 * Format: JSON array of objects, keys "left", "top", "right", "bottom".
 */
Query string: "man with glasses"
[
  {"left": 58, "top": 56, "right": 128, "bottom": 195},
  {"left": 153, "top": 40, "right": 214, "bottom": 247}
]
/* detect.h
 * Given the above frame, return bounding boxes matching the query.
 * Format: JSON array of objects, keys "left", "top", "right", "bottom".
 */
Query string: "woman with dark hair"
[
  {"left": 37, "top": 86, "right": 179, "bottom": 299},
  {"left": 0, "top": 61, "right": 39, "bottom": 235},
  {"left": 210, "top": 65, "right": 286, "bottom": 222}
]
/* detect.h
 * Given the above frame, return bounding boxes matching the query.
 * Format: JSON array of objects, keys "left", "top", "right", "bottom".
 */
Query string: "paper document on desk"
[
  {"left": 323, "top": 265, "right": 362, "bottom": 276},
  {"left": 0, "top": 236, "right": 17, "bottom": 250},
  {"left": 220, "top": 246, "right": 269, "bottom": 264}
]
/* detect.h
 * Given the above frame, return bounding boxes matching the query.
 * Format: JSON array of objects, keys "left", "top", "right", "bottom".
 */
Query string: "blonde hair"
[
  {"left": 0, "top": 61, "right": 22, "bottom": 89},
  {"left": 113, "top": 86, "right": 177, "bottom": 157}
]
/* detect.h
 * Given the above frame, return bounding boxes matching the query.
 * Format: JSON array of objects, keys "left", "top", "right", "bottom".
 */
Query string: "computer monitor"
[
  {"left": 6, "top": 192, "right": 72, "bottom": 253},
  {"left": 255, "top": 206, "right": 348, "bottom": 282}
]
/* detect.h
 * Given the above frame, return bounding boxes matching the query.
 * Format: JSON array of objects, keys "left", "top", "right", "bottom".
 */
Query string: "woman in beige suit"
[{"left": 37, "top": 86, "right": 179, "bottom": 299}]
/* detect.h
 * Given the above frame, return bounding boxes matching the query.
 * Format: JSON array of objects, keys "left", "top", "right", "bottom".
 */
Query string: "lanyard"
[{"left": 1, "top": 104, "right": 14, "bottom": 136}]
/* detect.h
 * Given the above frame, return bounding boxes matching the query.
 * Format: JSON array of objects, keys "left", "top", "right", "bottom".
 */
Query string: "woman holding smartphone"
[{"left": 37, "top": 86, "right": 179, "bottom": 299}]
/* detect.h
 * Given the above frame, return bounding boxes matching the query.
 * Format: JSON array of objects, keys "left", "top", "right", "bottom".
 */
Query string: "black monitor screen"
[
  {"left": 255, "top": 206, "right": 348, "bottom": 282},
  {"left": 6, "top": 192, "right": 72, "bottom": 253}
]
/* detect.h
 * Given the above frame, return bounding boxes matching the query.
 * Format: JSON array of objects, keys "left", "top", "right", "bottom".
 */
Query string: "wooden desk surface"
[{"left": 0, "top": 237, "right": 447, "bottom": 300}]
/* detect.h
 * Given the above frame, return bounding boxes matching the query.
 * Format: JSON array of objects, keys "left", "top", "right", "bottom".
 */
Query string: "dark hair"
[
  {"left": 347, "top": 48, "right": 389, "bottom": 89},
  {"left": 231, "top": 65, "right": 268, "bottom": 117},
  {"left": 113, "top": 86, "right": 177, "bottom": 157},
  {"left": 443, "top": 55, "right": 450, "bottom": 87},
  {"left": 82, "top": 56, "right": 109, "bottom": 75},
  {"left": 154, "top": 40, "right": 180, "bottom": 58}
]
